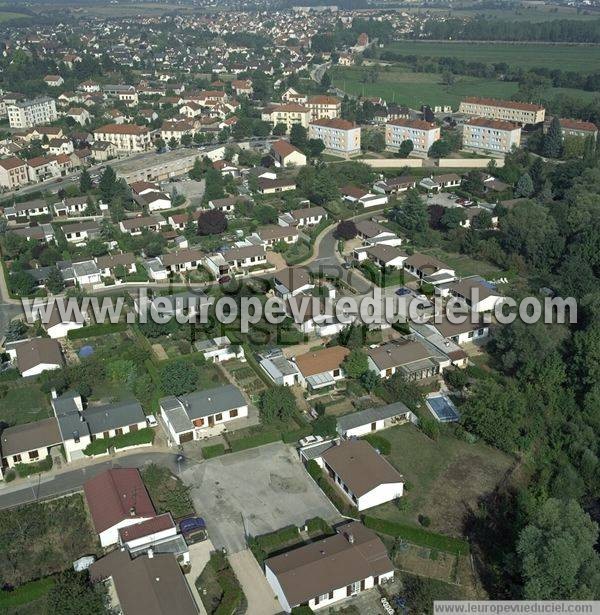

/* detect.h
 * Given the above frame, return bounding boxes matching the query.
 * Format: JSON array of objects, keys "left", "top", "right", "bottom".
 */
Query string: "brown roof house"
[
  {"left": 308, "top": 438, "right": 404, "bottom": 511},
  {"left": 90, "top": 550, "right": 198, "bottom": 615},
  {"left": 294, "top": 345, "right": 350, "bottom": 391},
  {"left": 1, "top": 417, "right": 62, "bottom": 470},
  {"left": 5, "top": 337, "right": 64, "bottom": 377},
  {"left": 265, "top": 520, "right": 394, "bottom": 612},
  {"left": 84, "top": 468, "right": 157, "bottom": 547}
]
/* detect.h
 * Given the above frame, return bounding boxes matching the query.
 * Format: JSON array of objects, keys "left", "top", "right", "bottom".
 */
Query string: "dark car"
[
  {"left": 218, "top": 275, "right": 232, "bottom": 285},
  {"left": 395, "top": 287, "right": 411, "bottom": 296},
  {"left": 179, "top": 517, "right": 206, "bottom": 534}
]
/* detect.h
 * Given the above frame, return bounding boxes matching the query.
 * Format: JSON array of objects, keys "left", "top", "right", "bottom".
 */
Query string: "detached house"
[
  {"left": 119, "top": 215, "right": 165, "bottom": 235},
  {"left": 257, "top": 225, "right": 299, "bottom": 248},
  {"left": 0, "top": 157, "right": 29, "bottom": 190},
  {"left": 270, "top": 140, "right": 307, "bottom": 168},
  {"left": 294, "top": 346, "right": 350, "bottom": 391},
  {"left": 278, "top": 206, "right": 327, "bottom": 229},
  {"left": 62, "top": 220, "right": 101, "bottom": 243},
  {"left": 5, "top": 337, "right": 64, "bottom": 377},
  {"left": 159, "top": 384, "right": 248, "bottom": 445},
  {"left": 265, "top": 521, "right": 394, "bottom": 613}
]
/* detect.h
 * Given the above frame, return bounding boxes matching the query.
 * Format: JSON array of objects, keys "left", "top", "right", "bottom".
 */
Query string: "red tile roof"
[
  {"left": 94, "top": 124, "right": 149, "bottom": 135},
  {"left": 462, "top": 96, "right": 544, "bottom": 112},
  {"left": 387, "top": 118, "right": 437, "bottom": 130},
  {"left": 310, "top": 117, "right": 355, "bottom": 130},
  {"left": 466, "top": 117, "right": 519, "bottom": 131},
  {"left": 84, "top": 469, "right": 156, "bottom": 534}
]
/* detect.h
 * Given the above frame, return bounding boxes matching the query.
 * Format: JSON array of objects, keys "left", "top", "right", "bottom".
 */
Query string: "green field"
[
  {"left": 403, "top": 5, "right": 597, "bottom": 22},
  {"left": 331, "top": 65, "right": 518, "bottom": 108},
  {"left": 385, "top": 41, "right": 600, "bottom": 73},
  {"left": 0, "top": 384, "right": 51, "bottom": 426},
  {"left": 331, "top": 65, "right": 600, "bottom": 109}
]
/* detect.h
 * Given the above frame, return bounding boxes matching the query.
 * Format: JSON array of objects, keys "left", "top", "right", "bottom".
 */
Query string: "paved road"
[{"left": 0, "top": 451, "right": 182, "bottom": 510}]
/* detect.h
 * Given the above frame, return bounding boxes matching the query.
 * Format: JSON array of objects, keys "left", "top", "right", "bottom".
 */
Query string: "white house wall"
[{"left": 357, "top": 482, "right": 404, "bottom": 511}]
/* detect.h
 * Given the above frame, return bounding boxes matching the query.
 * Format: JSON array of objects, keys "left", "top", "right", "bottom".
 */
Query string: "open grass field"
[
  {"left": 0, "top": 383, "right": 51, "bottom": 427},
  {"left": 331, "top": 65, "right": 599, "bottom": 109},
  {"left": 331, "top": 65, "right": 519, "bottom": 108},
  {"left": 370, "top": 424, "right": 515, "bottom": 536},
  {"left": 384, "top": 41, "right": 600, "bottom": 73}
]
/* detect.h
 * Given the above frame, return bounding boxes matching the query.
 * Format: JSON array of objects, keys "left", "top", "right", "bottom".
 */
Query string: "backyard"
[
  {"left": 0, "top": 382, "right": 51, "bottom": 426},
  {"left": 369, "top": 424, "right": 516, "bottom": 536}
]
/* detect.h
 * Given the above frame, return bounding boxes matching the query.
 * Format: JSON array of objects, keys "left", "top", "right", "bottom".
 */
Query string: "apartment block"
[
  {"left": 385, "top": 118, "right": 440, "bottom": 155},
  {"left": 7, "top": 97, "right": 58, "bottom": 129},
  {"left": 458, "top": 97, "right": 545, "bottom": 125},
  {"left": 93, "top": 124, "right": 151, "bottom": 154},
  {"left": 309, "top": 118, "right": 361, "bottom": 157},
  {"left": 0, "top": 157, "right": 30, "bottom": 190},
  {"left": 462, "top": 118, "right": 521, "bottom": 154},
  {"left": 262, "top": 103, "right": 310, "bottom": 133},
  {"left": 306, "top": 95, "right": 341, "bottom": 120}
]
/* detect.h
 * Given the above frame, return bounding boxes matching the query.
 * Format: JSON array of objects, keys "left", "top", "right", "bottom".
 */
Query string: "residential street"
[{"left": 0, "top": 450, "right": 182, "bottom": 510}]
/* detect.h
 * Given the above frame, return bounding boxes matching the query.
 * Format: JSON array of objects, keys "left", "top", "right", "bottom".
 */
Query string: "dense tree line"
[{"left": 417, "top": 16, "right": 600, "bottom": 43}]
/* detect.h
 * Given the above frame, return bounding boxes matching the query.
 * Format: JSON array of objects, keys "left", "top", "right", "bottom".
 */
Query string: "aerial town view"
[{"left": 0, "top": 0, "right": 599, "bottom": 613}]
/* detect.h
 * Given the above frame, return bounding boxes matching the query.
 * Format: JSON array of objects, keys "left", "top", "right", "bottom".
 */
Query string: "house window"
[
  {"left": 318, "top": 593, "right": 329, "bottom": 603},
  {"left": 215, "top": 413, "right": 223, "bottom": 422},
  {"left": 115, "top": 428, "right": 123, "bottom": 436},
  {"left": 333, "top": 369, "right": 340, "bottom": 377},
  {"left": 29, "top": 450, "right": 39, "bottom": 460},
  {"left": 230, "top": 409, "right": 238, "bottom": 418},
  {"left": 130, "top": 424, "right": 138, "bottom": 432},
  {"left": 13, "top": 454, "right": 21, "bottom": 463},
  {"left": 103, "top": 431, "right": 109, "bottom": 439}
]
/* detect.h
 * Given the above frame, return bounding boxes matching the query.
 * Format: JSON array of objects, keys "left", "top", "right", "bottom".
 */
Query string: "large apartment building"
[
  {"left": 385, "top": 118, "right": 440, "bottom": 155},
  {"left": 309, "top": 118, "right": 361, "bottom": 158},
  {"left": 7, "top": 97, "right": 58, "bottom": 129},
  {"left": 262, "top": 103, "right": 310, "bottom": 133},
  {"left": 462, "top": 118, "right": 521, "bottom": 154},
  {"left": 93, "top": 124, "right": 152, "bottom": 154},
  {"left": 306, "top": 95, "right": 341, "bottom": 121},
  {"left": 458, "top": 97, "right": 545, "bottom": 125}
]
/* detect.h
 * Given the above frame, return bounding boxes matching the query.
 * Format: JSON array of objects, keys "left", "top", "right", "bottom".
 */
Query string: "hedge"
[
  {"left": 305, "top": 516, "right": 334, "bottom": 536},
  {"left": 14, "top": 456, "right": 53, "bottom": 478},
  {"left": 306, "top": 460, "right": 359, "bottom": 519},
  {"left": 362, "top": 434, "right": 391, "bottom": 455},
  {"left": 281, "top": 425, "right": 313, "bottom": 443},
  {"left": 249, "top": 525, "right": 300, "bottom": 566},
  {"left": 83, "top": 428, "right": 154, "bottom": 456},
  {"left": 362, "top": 515, "right": 470, "bottom": 556},
  {"left": 227, "top": 429, "right": 281, "bottom": 452},
  {"left": 202, "top": 444, "right": 226, "bottom": 459},
  {"left": 67, "top": 322, "right": 128, "bottom": 340}
]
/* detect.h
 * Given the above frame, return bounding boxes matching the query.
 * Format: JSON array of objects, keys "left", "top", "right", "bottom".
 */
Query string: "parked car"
[
  {"left": 180, "top": 517, "right": 207, "bottom": 544},
  {"left": 395, "top": 287, "right": 411, "bottom": 296},
  {"left": 146, "top": 415, "right": 158, "bottom": 428},
  {"left": 218, "top": 275, "right": 232, "bottom": 284}
]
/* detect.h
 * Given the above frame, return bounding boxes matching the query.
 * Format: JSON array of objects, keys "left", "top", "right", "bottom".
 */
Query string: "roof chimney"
[
  {"left": 148, "top": 548, "right": 154, "bottom": 559},
  {"left": 130, "top": 507, "right": 136, "bottom": 517}
]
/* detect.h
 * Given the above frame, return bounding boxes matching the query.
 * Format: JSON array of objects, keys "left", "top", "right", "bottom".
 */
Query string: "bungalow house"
[
  {"left": 12, "top": 224, "right": 55, "bottom": 243},
  {"left": 53, "top": 195, "right": 89, "bottom": 217},
  {"left": 4, "top": 199, "right": 50, "bottom": 221},
  {"left": 372, "top": 175, "right": 416, "bottom": 195},
  {"left": 337, "top": 401, "right": 411, "bottom": 438},
  {"left": 159, "top": 249, "right": 203, "bottom": 274},
  {"left": 440, "top": 276, "right": 504, "bottom": 313},
  {"left": 0, "top": 418, "right": 62, "bottom": 469},
  {"left": 39, "top": 301, "right": 86, "bottom": 338},
  {"left": 72, "top": 260, "right": 102, "bottom": 286},
  {"left": 119, "top": 215, "right": 165, "bottom": 235},
  {"left": 213, "top": 159, "right": 239, "bottom": 178},
  {"left": 84, "top": 468, "right": 157, "bottom": 547},
  {"left": 256, "top": 225, "right": 299, "bottom": 248},
  {"left": 354, "top": 243, "right": 407, "bottom": 270},
  {"left": 256, "top": 177, "right": 296, "bottom": 195},
  {"left": 168, "top": 209, "right": 202, "bottom": 231},
  {"left": 404, "top": 253, "right": 456, "bottom": 286},
  {"left": 419, "top": 174, "right": 461, "bottom": 192},
  {"left": 53, "top": 391, "right": 147, "bottom": 463},
  {"left": 341, "top": 185, "right": 388, "bottom": 209},
  {"left": 367, "top": 339, "right": 450, "bottom": 382},
  {"left": 265, "top": 520, "right": 394, "bottom": 613},
  {"left": 354, "top": 220, "right": 402, "bottom": 247},
  {"left": 433, "top": 314, "right": 490, "bottom": 346},
  {"left": 66, "top": 107, "right": 91, "bottom": 125},
  {"left": 194, "top": 336, "right": 244, "bottom": 363},
  {"left": 90, "top": 550, "right": 198, "bottom": 615},
  {"left": 294, "top": 346, "right": 350, "bottom": 391},
  {"left": 216, "top": 245, "right": 267, "bottom": 274},
  {"left": 95, "top": 252, "right": 137, "bottom": 278},
  {"left": 5, "top": 337, "right": 64, "bottom": 377},
  {"left": 278, "top": 206, "right": 327, "bottom": 228},
  {"left": 458, "top": 207, "right": 499, "bottom": 229},
  {"left": 134, "top": 191, "right": 172, "bottom": 212},
  {"left": 309, "top": 439, "right": 404, "bottom": 511},
  {"left": 159, "top": 384, "right": 248, "bottom": 445},
  {"left": 207, "top": 196, "right": 244, "bottom": 215},
  {"left": 259, "top": 351, "right": 301, "bottom": 386},
  {"left": 271, "top": 140, "right": 307, "bottom": 168},
  {"left": 273, "top": 267, "right": 314, "bottom": 300},
  {"left": 62, "top": 220, "right": 101, "bottom": 243}
]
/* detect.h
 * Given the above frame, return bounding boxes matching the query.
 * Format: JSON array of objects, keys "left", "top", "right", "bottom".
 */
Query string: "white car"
[{"left": 146, "top": 415, "right": 158, "bottom": 428}]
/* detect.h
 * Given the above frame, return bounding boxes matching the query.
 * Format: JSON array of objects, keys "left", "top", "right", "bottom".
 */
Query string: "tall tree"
[{"left": 543, "top": 116, "right": 563, "bottom": 159}]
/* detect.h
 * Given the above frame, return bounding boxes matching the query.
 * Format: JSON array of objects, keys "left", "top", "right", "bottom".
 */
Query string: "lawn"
[
  {"left": 384, "top": 41, "right": 600, "bottom": 73},
  {"left": 420, "top": 246, "right": 508, "bottom": 280},
  {"left": 141, "top": 463, "right": 195, "bottom": 520},
  {"left": 370, "top": 424, "right": 515, "bottom": 536},
  {"left": 0, "top": 384, "right": 51, "bottom": 426},
  {"left": 403, "top": 5, "right": 596, "bottom": 22}
]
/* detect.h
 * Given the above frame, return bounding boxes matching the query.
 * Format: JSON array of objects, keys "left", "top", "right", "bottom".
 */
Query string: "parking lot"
[
  {"left": 180, "top": 442, "right": 340, "bottom": 553},
  {"left": 426, "top": 192, "right": 461, "bottom": 208},
  {"left": 163, "top": 178, "right": 205, "bottom": 206}
]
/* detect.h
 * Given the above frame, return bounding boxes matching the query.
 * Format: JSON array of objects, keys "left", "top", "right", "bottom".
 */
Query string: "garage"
[{"left": 179, "top": 431, "right": 194, "bottom": 443}]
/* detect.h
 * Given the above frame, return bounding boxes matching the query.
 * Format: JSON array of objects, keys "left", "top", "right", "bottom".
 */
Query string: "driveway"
[
  {"left": 180, "top": 442, "right": 340, "bottom": 554},
  {"left": 187, "top": 540, "right": 214, "bottom": 615},
  {"left": 229, "top": 549, "right": 282, "bottom": 615}
]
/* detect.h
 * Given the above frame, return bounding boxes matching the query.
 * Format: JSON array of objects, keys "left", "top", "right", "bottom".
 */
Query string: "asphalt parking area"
[{"left": 180, "top": 442, "right": 340, "bottom": 554}]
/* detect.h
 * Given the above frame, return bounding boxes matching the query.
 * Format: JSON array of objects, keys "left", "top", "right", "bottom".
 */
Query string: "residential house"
[
  {"left": 256, "top": 225, "right": 299, "bottom": 248},
  {"left": 119, "top": 215, "right": 165, "bottom": 235},
  {"left": 95, "top": 253, "right": 137, "bottom": 278},
  {"left": 0, "top": 157, "right": 29, "bottom": 190},
  {"left": 439, "top": 275, "right": 504, "bottom": 313},
  {"left": 404, "top": 253, "right": 456, "bottom": 285},
  {"left": 354, "top": 220, "right": 401, "bottom": 247},
  {"left": 278, "top": 206, "right": 327, "bottom": 228},
  {"left": 159, "top": 384, "right": 248, "bottom": 445},
  {"left": 93, "top": 124, "right": 151, "bottom": 154},
  {"left": 273, "top": 267, "right": 314, "bottom": 300},
  {"left": 271, "top": 140, "right": 307, "bottom": 168},
  {"left": 265, "top": 520, "right": 394, "bottom": 613},
  {"left": 256, "top": 176, "right": 296, "bottom": 195},
  {"left": 39, "top": 301, "right": 86, "bottom": 338},
  {"left": 354, "top": 243, "right": 407, "bottom": 270},
  {"left": 53, "top": 195, "right": 89, "bottom": 217},
  {"left": 259, "top": 351, "right": 301, "bottom": 386},
  {"left": 372, "top": 175, "right": 416, "bottom": 195},
  {"left": 336, "top": 401, "right": 411, "bottom": 438},
  {"left": 67, "top": 107, "right": 92, "bottom": 125},
  {"left": 194, "top": 336, "right": 244, "bottom": 363},
  {"left": 26, "top": 155, "right": 60, "bottom": 182},
  {"left": 44, "top": 75, "right": 64, "bottom": 88},
  {"left": 294, "top": 346, "right": 350, "bottom": 391},
  {"left": 62, "top": 220, "right": 101, "bottom": 243},
  {"left": 72, "top": 260, "right": 102, "bottom": 286},
  {"left": 0, "top": 418, "right": 62, "bottom": 469},
  {"left": 5, "top": 337, "right": 64, "bottom": 377},
  {"left": 433, "top": 314, "right": 490, "bottom": 346},
  {"left": 159, "top": 249, "right": 203, "bottom": 275},
  {"left": 3, "top": 198, "right": 49, "bottom": 221}
]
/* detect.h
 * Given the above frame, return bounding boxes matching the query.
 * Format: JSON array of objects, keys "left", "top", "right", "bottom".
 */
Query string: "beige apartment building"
[
  {"left": 385, "top": 118, "right": 440, "bottom": 155},
  {"left": 462, "top": 118, "right": 521, "bottom": 154},
  {"left": 0, "top": 157, "right": 30, "bottom": 190},
  {"left": 7, "top": 97, "right": 58, "bottom": 129},
  {"left": 262, "top": 103, "right": 310, "bottom": 133},
  {"left": 93, "top": 124, "right": 152, "bottom": 154},
  {"left": 306, "top": 95, "right": 341, "bottom": 120},
  {"left": 309, "top": 118, "right": 361, "bottom": 157},
  {"left": 458, "top": 97, "right": 545, "bottom": 125}
]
